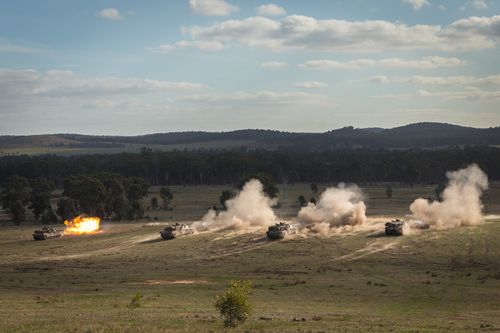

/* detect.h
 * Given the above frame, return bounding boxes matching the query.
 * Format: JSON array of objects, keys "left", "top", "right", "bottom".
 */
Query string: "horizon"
[
  {"left": 1, "top": 1, "right": 500, "bottom": 135},
  {"left": 1, "top": 121, "right": 498, "bottom": 137}
]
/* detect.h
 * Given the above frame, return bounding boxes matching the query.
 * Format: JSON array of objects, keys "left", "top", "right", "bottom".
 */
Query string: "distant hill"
[{"left": 1, "top": 122, "right": 500, "bottom": 155}]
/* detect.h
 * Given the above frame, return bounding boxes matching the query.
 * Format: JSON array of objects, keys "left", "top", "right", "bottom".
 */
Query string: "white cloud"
[
  {"left": 403, "top": 74, "right": 500, "bottom": 85},
  {"left": 152, "top": 40, "right": 225, "bottom": 53},
  {"left": 294, "top": 81, "right": 328, "bottom": 89},
  {"left": 189, "top": 0, "right": 238, "bottom": 16},
  {"left": 0, "top": 68, "right": 204, "bottom": 98},
  {"left": 472, "top": 0, "right": 488, "bottom": 9},
  {"left": 180, "top": 14, "right": 500, "bottom": 52},
  {"left": 369, "top": 75, "right": 389, "bottom": 84},
  {"left": 256, "top": 4, "right": 286, "bottom": 16},
  {"left": 402, "top": 0, "right": 431, "bottom": 10},
  {"left": 177, "top": 90, "right": 329, "bottom": 106},
  {"left": 299, "top": 56, "right": 466, "bottom": 70},
  {"left": 417, "top": 89, "right": 500, "bottom": 100},
  {"left": 98, "top": 8, "right": 123, "bottom": 20},
  {"left": 260, "top": 61, "right": 288, "bottom": 69}
]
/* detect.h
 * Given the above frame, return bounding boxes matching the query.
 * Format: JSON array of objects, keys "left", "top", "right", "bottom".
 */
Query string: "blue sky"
[{"left": 0, "top": 0, "right": 499, "bottom": 135}]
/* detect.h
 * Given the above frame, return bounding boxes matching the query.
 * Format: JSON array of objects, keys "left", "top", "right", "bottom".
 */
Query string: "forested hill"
[{"left": 1, "top": 122, "right": 500, "bottom": 155}]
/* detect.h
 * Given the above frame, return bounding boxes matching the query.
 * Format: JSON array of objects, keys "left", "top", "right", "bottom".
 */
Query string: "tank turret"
[
  {"left": 385, "top": 219, "right": 406, "bottom": 236},
  {"left": 160, "top": 223, "right": 194, "bottom": 240},
  {"left": 266, "top": 222, "right": 296, "bottom": 240}
]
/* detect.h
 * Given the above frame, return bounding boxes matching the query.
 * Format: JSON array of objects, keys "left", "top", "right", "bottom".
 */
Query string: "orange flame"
[{"left": 64, "top": 216, "right": 101, "bottom": 235}]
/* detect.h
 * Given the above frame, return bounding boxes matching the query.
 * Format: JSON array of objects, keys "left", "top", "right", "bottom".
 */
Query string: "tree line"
[
  {"left": 0, "top": 173, "right": 153, "bottom": 225},
  {"left": 1, "top": 146, "right": 500, "bottom": 189}
]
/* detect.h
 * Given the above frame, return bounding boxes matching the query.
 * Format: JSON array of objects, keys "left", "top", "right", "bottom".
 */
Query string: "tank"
[
  {"left": 32, "top": 226, "right": 63, "bottom": 240},
  {"left": 160, "top": 223, "right": 194, "bottom": 240},
  {"left": 385, "top": 219, "right": 406, "bottom": 236},
  {"left": 266, "top": 222, "right": 296, "bottom": 240}
]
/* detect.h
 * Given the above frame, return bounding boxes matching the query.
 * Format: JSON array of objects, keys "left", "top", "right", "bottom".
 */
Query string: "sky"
[{"left": 0, "top": 0, "right": 499, "bottom": 135}]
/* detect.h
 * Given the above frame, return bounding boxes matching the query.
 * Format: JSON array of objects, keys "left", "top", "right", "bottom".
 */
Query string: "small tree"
[
  {"left": 385, "top": 184, "right": 393, "bottom": 199},
  {"left": 159, "top": 187, "right": 173, "bottom": 210},
  {"left": 298, "top": 195, "right": 307, "bottom": 207},
  {"left": 219, "top": 190, "right": 235, "bottom": 210},
  {"left": 215, "top": 280, "right": 252, "bottom": 328},
  {"left": 127, "top": 293, "right": 142, "bottom": 315}
]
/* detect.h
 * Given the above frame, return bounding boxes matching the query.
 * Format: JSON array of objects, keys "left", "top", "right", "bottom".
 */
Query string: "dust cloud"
[
  {"left": 297, "top": 183, "right": 367, "bottom": 234},
  {"left": 192, "top": 179, "right": 277, "bottom": 232},
  {"left": 410, "top": 164, "right": 488, "bottom": 229}
]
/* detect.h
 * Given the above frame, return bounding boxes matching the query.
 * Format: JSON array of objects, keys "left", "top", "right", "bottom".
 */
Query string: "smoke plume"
[
  {"left": 410, "top": 164, "right": 488, "bottom": 229},
  {"left": 193, "top": 179, "right": 277, "bottom": 232},
  {"left": 297, "top": 184, "right": 367, "bottom": 234}
]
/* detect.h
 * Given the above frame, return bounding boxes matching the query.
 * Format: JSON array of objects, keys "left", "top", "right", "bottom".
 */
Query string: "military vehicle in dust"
[
  {"left": 160, "top": 223, "right": 194, "bottom": 240},
  {"left": 266, "top": 222, "right": 296, "bottom": 240},
  {"left": 32, "top": 227, "right": 63, "bottom": 240},
  {"left": 385, "top": 219, "right": 406, "bottom": 236}
]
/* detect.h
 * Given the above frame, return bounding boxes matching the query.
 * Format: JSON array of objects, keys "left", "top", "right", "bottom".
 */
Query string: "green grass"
[{"left": 0, "top": 185, "right": 500, "bottom": 332}]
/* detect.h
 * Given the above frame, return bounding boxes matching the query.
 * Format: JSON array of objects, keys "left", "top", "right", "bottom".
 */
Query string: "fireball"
[{"left": 64, "top": 216, "right": 101, "bottom": 235}]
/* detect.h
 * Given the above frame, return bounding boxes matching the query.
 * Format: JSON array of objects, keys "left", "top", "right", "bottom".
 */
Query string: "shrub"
[
  {"left": 215, "top": 280, "right": 252, "bottom": 327},
  {"left": 127, "top": 293, "right": 142, "bottom": 315}
]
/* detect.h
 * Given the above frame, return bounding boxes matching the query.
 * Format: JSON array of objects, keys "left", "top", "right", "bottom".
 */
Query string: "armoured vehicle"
[
  {"left": 32, "top": 227, "right": 63, "bottom": 240},
  {"left": 266, "top": 222, "right": 296, "bottom": 240},
  {"left": 160, "top": 223, "right": 194, "bottom": 240},
  {"left": 385, "top": 219, "right": 406, "bottom": 236}
]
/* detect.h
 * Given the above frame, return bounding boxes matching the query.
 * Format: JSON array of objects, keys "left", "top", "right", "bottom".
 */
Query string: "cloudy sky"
[{"left": 1, "top": 0, "right": 499, "bottom": 135}]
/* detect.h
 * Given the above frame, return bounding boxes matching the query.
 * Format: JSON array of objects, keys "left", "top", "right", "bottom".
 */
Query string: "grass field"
[
  {"left": 0, "top": 184, "right": 499, "bottom": 332},
  {"left": 0, "top": 140, "right": 271, "bottom": 156}
]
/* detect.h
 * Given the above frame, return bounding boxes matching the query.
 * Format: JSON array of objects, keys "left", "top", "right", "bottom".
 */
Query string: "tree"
[
  {"left": 29, "top": 177, "right": 55, "bottom": 223},
  {"left": 237, "top": 173, "right": 279, "bottom": 198},
  {"left": 29, "top": 177, "right": 55, "bottom": 195},
  {"left": 385, "top": 184, "right": 393, "bottom": 199},
  {"left": 41, "top": 209, "right": 58, "bottom": 224},
  {"left": 110, "top": 195, "right": 127, "bottom": 221},
  {"left": 127, "top": 200, "right": 144, "bottom": 221},
  {"left": 150, "top": 197, "right": 159, "bottom": 210},
  {"left": 56, "top": 198, "right": 78, "bottom": 222},
  {"left": 30, "top": 192, "right": 51, "bottom": 222},
  {"left": 124, "top": 177, "right": 149, "bottom": 202},
  {"left": 298, "top": 195, "right": 307, "bottom": 207},
  {"left": 219, "top": 190, "right": 235, "bottom": 210},
  {"left": 9, "top": 200, "right": 26, "bottom": 225},
  {"left": 310, "top": 183, "right": 318, "bottom": 195},
  {"left": 96, "top": 173, "right": 126, "bottom": 219},
  {"left": 64, "top": 175, "right": 107, "bottom": 216},
  {"left": 0, "top": 176, "right": 30, "bottom": 224},
  {"left": 215, "top": 280, "right": 252, "bottom": 328},
  {"left": 159, "top": 187, "right": 173, "bottom": 210}
]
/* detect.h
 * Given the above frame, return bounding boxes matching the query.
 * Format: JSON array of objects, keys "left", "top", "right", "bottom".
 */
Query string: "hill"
[{"left": 1, "top": 122, "right": 500, "bottom": 155}]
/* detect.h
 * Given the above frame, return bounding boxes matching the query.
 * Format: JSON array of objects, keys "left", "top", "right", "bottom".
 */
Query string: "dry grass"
[{"left": 0, "top": 185, "right": 499, "bottom": 332}]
